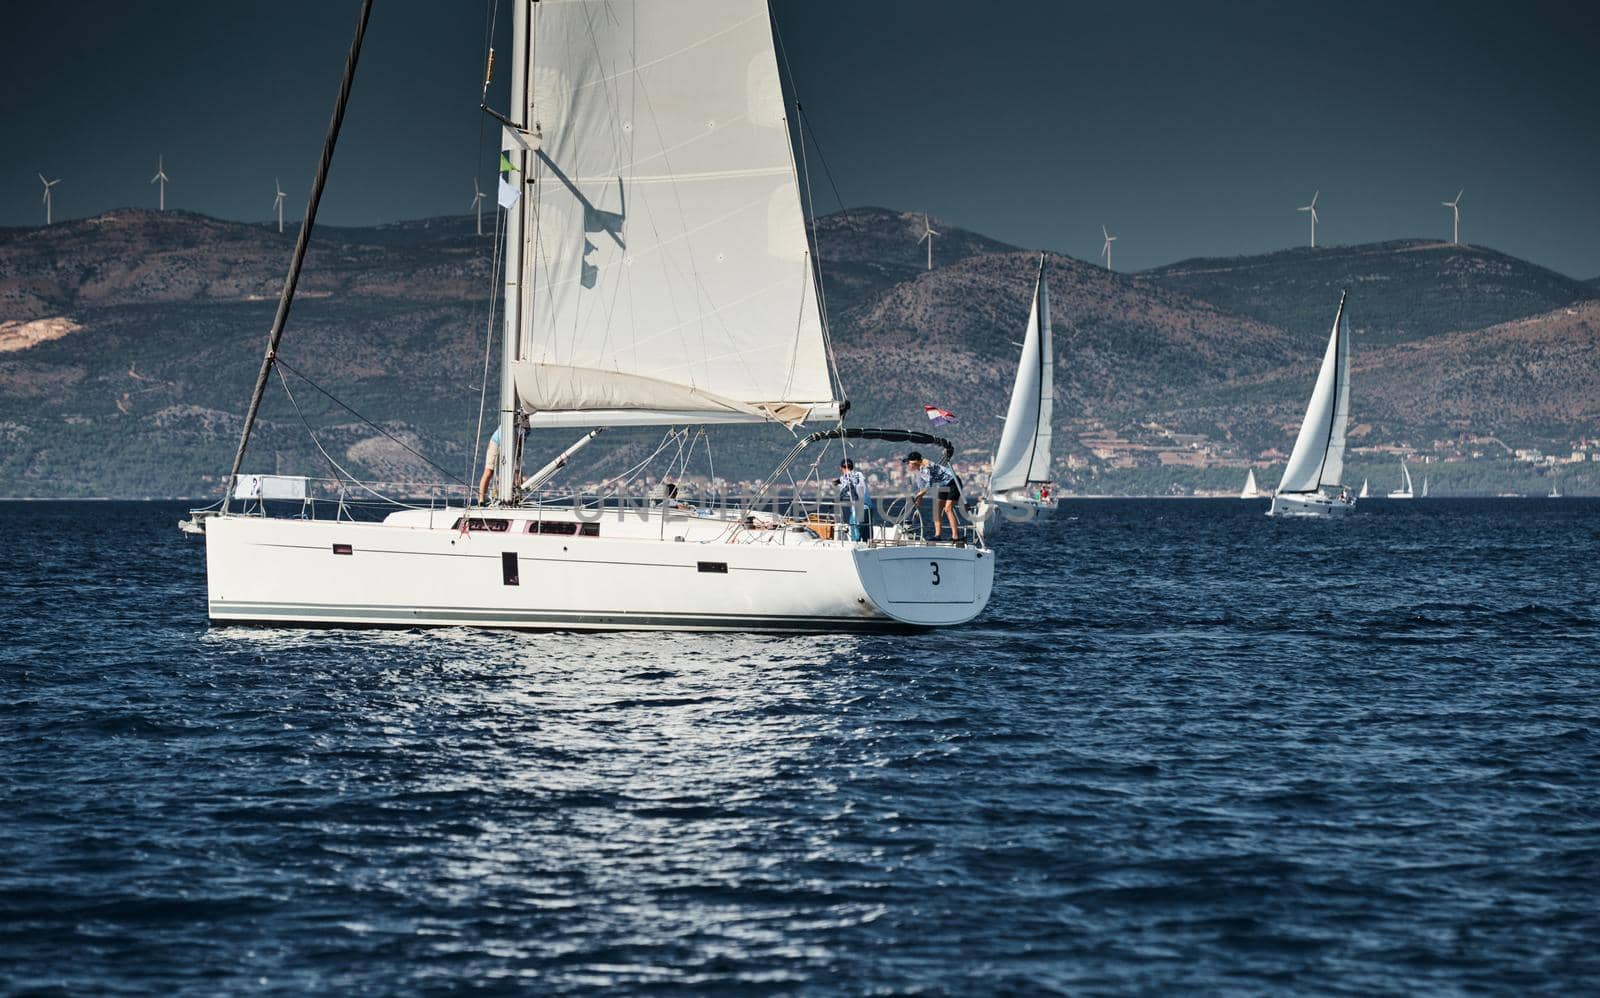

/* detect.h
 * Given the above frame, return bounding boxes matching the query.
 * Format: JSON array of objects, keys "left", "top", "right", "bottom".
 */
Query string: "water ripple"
[{"left": 1, "top": 498, "right": 1597, "bottom": 993}]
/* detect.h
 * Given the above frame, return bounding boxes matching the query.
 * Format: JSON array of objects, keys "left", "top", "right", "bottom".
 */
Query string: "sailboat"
[
  {"left": 183, "top": 1, "right": 994, "bottom": 631},
  {"left": 1421, "top": 475, "right": 1430, "bottom": 498},
  {"left": 1240, "top": 469, "right": 1262, "bottom": 499},
  {"left": 988, "top": 255, "right": 1056, "bottom": 513},
  {"left": 1359, "top": 478, "right": 1369, "bottom": 499},
  {"left": 1549, "top": 482, "right": 1562, "bottom": 498},
  {"left": 1268, "top": 292, "right": 1355, "bottom": 518},
  {"left": 1388, "top": 461, "right": 1415, "bottom": 499}
]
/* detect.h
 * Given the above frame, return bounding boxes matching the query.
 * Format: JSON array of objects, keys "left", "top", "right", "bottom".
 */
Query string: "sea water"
[{"left": 2, "top": 499, "right": 1596, "bottom": 993}]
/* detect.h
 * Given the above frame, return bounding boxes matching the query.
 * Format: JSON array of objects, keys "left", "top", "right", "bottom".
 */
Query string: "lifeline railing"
[{"left": 199, "top": 479, "right": 980, "bottom": 547}]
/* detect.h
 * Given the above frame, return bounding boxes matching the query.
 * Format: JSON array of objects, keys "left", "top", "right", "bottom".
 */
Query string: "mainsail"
[
  {"left": 502, "top": 0, "right": 839, "bottom": 428},
  {"left": 990, "top": 256, "right": 1054, "bottom": 492},
  {"left": 1276, "top": 293, "right": 1350, "bottom": 495}
]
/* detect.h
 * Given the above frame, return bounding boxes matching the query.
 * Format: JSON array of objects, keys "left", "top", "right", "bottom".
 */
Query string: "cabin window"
[
  {"left": 533, "top": 521, "right": 577, "bottom": 535},
  {"left": 332, "top": 543, "right": 353, "bottom": 556},
  {"left": 697, "top": 561, "right": 728, "bottom": 574},
  {"left": 501, "top": 551, "right": 519, "bottom": 586},
  {"left": 452, "top": 517, "right": 510, "bottom": 532},
  {"left": 577, "top": 523, "right": 600, "bottom": 537}
]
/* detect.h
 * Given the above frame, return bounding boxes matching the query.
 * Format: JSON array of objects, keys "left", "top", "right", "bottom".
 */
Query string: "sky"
[{"left": 3, "top": 1, "right": 1597, "bottom": 277}]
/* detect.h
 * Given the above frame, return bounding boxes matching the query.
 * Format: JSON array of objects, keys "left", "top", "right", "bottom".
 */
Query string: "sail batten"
[
  {"left": 509, "top": 0, "right": 838, "bottom": 426},
  {"left": 991, "top": 259, "right": 1054, "bottom": 492}
]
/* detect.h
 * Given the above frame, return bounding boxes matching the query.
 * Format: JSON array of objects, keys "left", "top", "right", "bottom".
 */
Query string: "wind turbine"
[
  {"left": 39, "top": 174, "right": 60, "bottom": 225},
  {"left": 1297, "top": 190, "right": 1319, "bottom": 247},
  {"left": 471, "top": 178, "right": 487, "bottom": 236},
  {"left": 1100, "top": 225, "right": 1117, "bottom": 272},
  {"left": 150, "top": 155, "right": 169, "bottom": 211},
  {"left": 1442, "top": 189, "right": 1463, "bottom": 245},
  {"left": 273, "top": 179, "right": 287, "bottom": 233},
  {"left": 916, "top": 212, "right": 938, "bottom": 271}
]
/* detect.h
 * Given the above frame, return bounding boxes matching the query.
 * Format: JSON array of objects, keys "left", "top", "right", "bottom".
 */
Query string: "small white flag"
[{"left": 497, "top": 176, "right": 520, "bottom": 209}]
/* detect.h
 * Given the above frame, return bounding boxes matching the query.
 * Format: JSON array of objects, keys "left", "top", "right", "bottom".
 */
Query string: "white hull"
[
  {"left": 202, "top": 507, "right": 993, "bottom": 632},
  {"left": 1267, "top": 492, "right": 1356, "bottom": 518},
  {"left": 990, "top": 487, "right": 1058, "bottom": 512},
  {"left": 1387, "top": 492, "right": 1413, "bottom": 500}
]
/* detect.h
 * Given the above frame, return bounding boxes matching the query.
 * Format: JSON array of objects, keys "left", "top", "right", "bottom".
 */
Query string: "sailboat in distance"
[
  {"left": 1359, "top": 478, "right": 1370, "bottom": 499},
  {"left": 1388, "top": 461, "right": 1415, "bottom": 499},
  {"left": 1241, "top": 469, "right": 1262, "bottom": 499},
  {"left": 184, "top": 1, "right": 994, "bottom": 631},
  {"left": 1268, "top": 292, "right": 1355, "bottom": 518},
  {"left": 988, "top": 255, "right": 1056, "bottom": 513}
]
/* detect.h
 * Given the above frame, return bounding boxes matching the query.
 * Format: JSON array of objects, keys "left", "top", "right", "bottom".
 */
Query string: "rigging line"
[
  {"left": 772, "top": 13, "right": 846, "bottom": 404},
  {"left": 221, "top": 0, "right": 374, "bottom": 515},
  {"left": 1313, "top": 295, "right": 1348, "bottom": 491},
  {"left": 274, "top": 358, "right": 469, "bottom": 488},
  {"left": 466, "top": 0, "right": 504, "bottom": 508},
  {"left": 796, "top": 104, "right": 852, "bottom": 219},
  {"left": 469, "top": 205, "right": 508, "bottom": 507},
  {"left": 668, "top": 427, "right": 694, "bottom": 484},
  {"left": 792, "top": 104, "right": 842, "bottom": 402},
  {"left": 590, "top": 428, "right": 678, "bottom": 493},
  {"left": 700, "top": 426, "right": 716, "bottom": 491},
  {"left": 274, "top": 365, "right": 418, "bottom": 511}
]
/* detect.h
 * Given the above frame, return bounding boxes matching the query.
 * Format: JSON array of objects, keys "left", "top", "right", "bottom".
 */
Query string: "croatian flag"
[{"left": 923, "top": 404, "right": 958, "bottom": 426}]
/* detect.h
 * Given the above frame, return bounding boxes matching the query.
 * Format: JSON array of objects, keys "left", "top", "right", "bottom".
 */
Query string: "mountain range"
[{"left": 1, "top": 208, "right": 1595, "bottom": 498}]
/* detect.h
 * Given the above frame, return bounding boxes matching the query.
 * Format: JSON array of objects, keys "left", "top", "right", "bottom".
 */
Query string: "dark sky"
[{"left": 4, "top": 1, "right": 1597, "bottom": 276}]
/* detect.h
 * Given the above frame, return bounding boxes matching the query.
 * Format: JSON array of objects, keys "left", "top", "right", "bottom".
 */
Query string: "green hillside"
[{"left": 1140, "top": 240, "right": 1596, "bottom": 346}]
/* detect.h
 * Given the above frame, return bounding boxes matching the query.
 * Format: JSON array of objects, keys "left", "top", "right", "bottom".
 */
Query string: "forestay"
[
  {"left": 990, "top": 258, "right": 1054, "bottom": 492},
  {"left": 1277, "top": 293, "right": 1350, "bottom": 494},
  {"left": 508, "top": 0, "right": 839, "bottom": 427}
]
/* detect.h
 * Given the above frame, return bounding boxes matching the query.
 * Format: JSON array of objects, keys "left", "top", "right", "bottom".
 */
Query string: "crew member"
[
  {"left": 904, "top": 451, "right": 962, "bottom": 540},
  {"left": 477, "top": 417, "right": 526, "bottom": 505},
  {"left": 836, "top": 458, "right": 871, "bottom": 541}
]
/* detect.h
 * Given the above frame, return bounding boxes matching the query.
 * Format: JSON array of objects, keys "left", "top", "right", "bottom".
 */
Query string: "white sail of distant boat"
[
  {"left": 1240, "top": 469, "right": 1262, "bottom": 499},
  {"left": 1268, "top": 292, "right": 1356, "bottom": 517},
  {"left": 988, "top": 255, "right": 1056, "bottom": 514},
  {"left": 1549, "top": 482, "right": 1562, "bottom": 498},
  {"left": 183, "top": 1, "right": 994, "bottom": 632},
  {"left": 1359, "top": 478, "right": 1369, "bottom": 498},
  {"left": 1421, "top": 475, "right": 1430, "bottom": 498},
  {"left": 1388, "top": 460, "right": 1414, "bottom": 499}
]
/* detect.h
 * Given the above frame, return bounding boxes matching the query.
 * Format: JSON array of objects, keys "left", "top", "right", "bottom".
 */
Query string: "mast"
[
  {"left": 1311, "top": 290, "right": 1347, "bottom": 490},
  {"left": 1026, "top": 254, "right": 1052, "bottom": 485},
  {"left": 220, "top": 0, "right": 374, "bottom": 513},
  {"left": 495, "top": 0, "right": 531, "bottom": 504}
]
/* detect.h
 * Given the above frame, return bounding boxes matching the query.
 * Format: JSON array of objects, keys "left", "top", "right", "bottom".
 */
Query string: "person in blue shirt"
[
  {"left": 904, "top": 450, "right": 961, "bottom": 540},
  {"left": 836, "top": 458, "right": 871, "bottom": 541},
  {"left": 477, "top": 419, "right": 526, "bottom": 504}
]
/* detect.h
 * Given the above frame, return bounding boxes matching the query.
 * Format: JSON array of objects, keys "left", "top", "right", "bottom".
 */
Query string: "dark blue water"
[{"left": 3, "top": 499, "right": 1597, "bottom": 994}]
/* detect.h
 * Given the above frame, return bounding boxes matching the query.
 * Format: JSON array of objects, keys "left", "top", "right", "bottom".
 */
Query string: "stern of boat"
[{"left": 852, "top": 544, "right": 995, "bottom": 627}]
